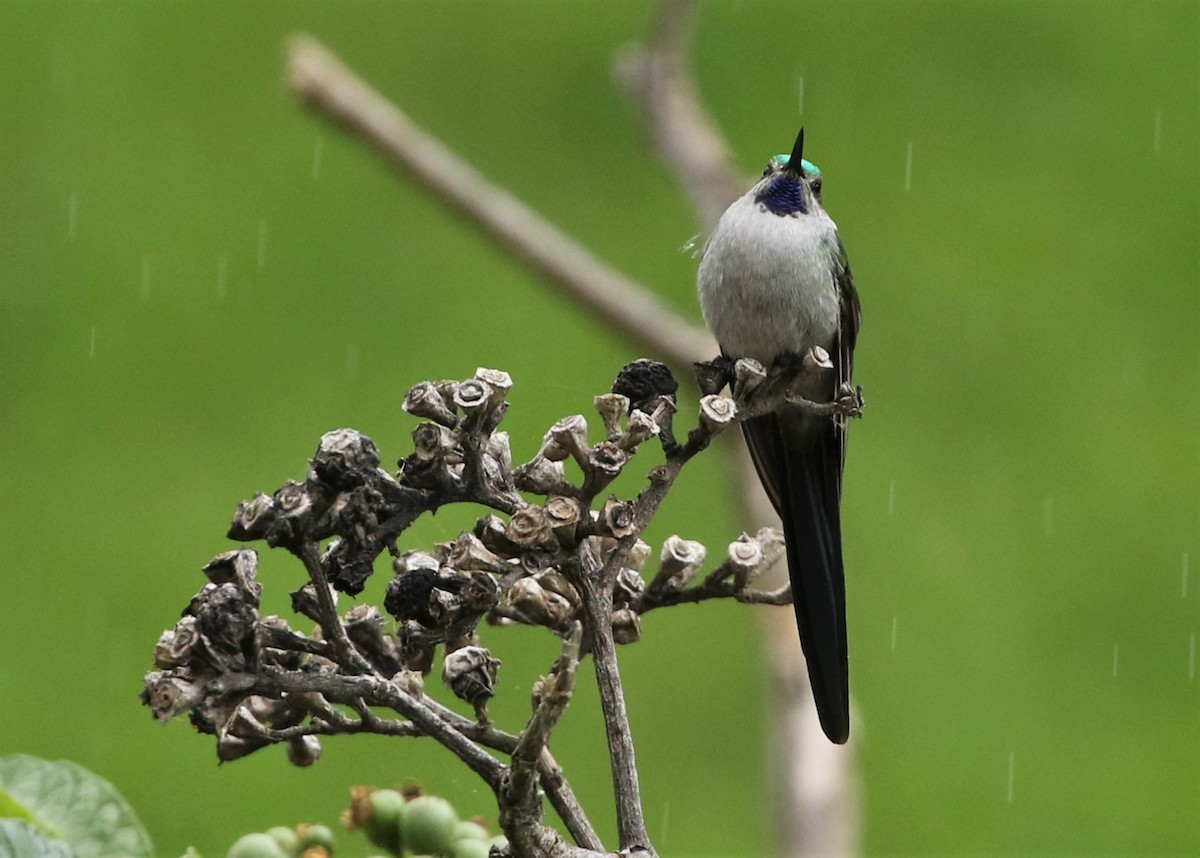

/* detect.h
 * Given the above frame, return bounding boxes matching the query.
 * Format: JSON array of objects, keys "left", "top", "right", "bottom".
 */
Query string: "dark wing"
[{"left": 833, "top": 238, "right": 861, "bottom": 495}]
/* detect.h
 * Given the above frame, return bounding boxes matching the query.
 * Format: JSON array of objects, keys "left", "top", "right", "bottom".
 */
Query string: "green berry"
[
  {"left": 364, "top": 789, "right": 408, "bottom": 854},
  {"left": 486, "top": 835, "right": 508, "bottom": 850},
  {"left": 297, "top": 823, "right": 336, "bottom": 854},
  {"left": 264, "top": 827, "right": 299, "bottom": 855},
  {"left": 401, "top": 796, "right": 458, "bottom": 856},
  {"left": 451, "top": 821, "right": 489, "bottom": 843},
  {"left": 227, "top": 833, "right": 286, "bottom": 858}
]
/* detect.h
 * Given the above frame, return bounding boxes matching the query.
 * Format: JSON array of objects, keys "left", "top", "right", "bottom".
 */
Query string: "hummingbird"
[{"left": 697, "top": 128, "right": 861, "bottom": 744}]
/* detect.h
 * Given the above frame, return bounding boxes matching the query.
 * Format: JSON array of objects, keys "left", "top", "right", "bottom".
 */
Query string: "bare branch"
[{"left": 286, "top": 34, "right": 713, "bottom": 372}]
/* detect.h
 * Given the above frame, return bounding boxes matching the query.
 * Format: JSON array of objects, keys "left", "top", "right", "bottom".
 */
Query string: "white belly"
[{"left": 698, "top": 192, "right": 841, "bottom": 364}]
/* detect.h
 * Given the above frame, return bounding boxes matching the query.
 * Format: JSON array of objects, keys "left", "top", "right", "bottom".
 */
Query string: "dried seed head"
[
  {"left": 403, "top": 381, "right": 459, "bottom": 428},
  {"left": 506, "top": 506, "right": 555, "bottom": 549},
  {"left": 651, "top": 535, "right": 707, "bottom": 589},
  {"left": 411, "top": 422, "right": 455, "bottom": 460},
  {"left": 311, "top": 429, "right": 381, "bottom": 489},
  {"left": 588, "top": 441, "right": 628, "bottom": 480},
  {"left": 593, "top": 393, "right": 630, "bottom": 440},
  {"left": 547, "top": 415, "right": 590, "bottom": 465},
  {"left": 612, "top": 359, "right": 679, "bottom": 415},
  {"left": 291, "top": 581, "right": 336, "bottom": 624},
  {"left": 474, "top": 367, "right": 513, "bottom": 405},
  {"left": 613, "top": 567, "right": 646, "bottom": 608},
  {"left": 485, "top": 431, "right": 513, "bottom": 472},
  {"left": 453, "top": 378, "right": 493, "bottom": 415},
  {"left": 155, "top": 616, "right": 200, "bottom": 669},
  {"left": 601, "top": 496, "right": 637, "bottom": 538},
  {"left": 228, "top": 493, "right": 277, "bottom": 541},
  {"left": 442, "top": 645, "right": 501, "bottom": 719},
  {"left": 727, "top": 533, "right": 765, "bottom": 589},
  {"left": 447, "top": 532, "right": 507, "bottom": 573},
  {"left": 734, "top": 358, "right": 768, "bottom": 395},
  {"left": 698, "top": 395, "right": 737, "bottom": 434},
  {"left": 287, "top": 735, "right": 322, "bottom": 768},
  {"left": 626, "top": 539, "right": 652, "bottom": 572},
  {"left": 393, "top": 668, "right": 425, "bottom": 698},
  {"left": 513, "top": 456, "right": 567, "bottom": 495},
  {"left": 507, "top": 576, "right": 573, "bottom": 628},
  {"left": 611, "top": 608, "right": 642, "bottom": 645},
  {"left": 620, "top": 409, "right": 660, "bottom": 450},
  {"left": 202, "top": 548, "right": 261, "bottom": 602},
  {"left": 536, "top": 569, "right": 579, "bottom": 606},
  {"left": 393, "top": 551, "right": 441, "bottom": 575},
  {"left": 544, "top": 495, "right": 581, "bottom": 539}
]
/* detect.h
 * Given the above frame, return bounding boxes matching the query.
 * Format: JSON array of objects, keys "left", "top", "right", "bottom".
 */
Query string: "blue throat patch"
[{"left": 757, "top": 174, "right": 807, "bottom": 216}]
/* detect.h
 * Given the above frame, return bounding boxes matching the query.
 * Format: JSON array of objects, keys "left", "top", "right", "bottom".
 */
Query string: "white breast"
[{"left": 697, "top": 190, "right": 841, "bottom": 364}]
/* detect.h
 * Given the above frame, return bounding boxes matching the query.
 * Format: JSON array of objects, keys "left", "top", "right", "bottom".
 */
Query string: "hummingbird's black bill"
[{"left": 784, "top": 127, "right": 806, "bottom": 176}]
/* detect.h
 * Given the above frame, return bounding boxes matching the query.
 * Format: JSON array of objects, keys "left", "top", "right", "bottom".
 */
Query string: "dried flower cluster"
[{"left": 140, "top": 356, "right": 858, "bottom": 858}]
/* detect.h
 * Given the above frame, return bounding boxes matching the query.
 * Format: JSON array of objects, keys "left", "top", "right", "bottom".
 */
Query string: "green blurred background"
[{"left": 1, "top": 1, "right": 1197, "bottom": 855}]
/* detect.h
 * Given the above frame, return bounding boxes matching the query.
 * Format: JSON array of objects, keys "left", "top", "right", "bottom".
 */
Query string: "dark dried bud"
[
  {"left": 485, "top": 430, "right": 513, "bottom": 472},
  {"left": 403, "top": 381, "right": 459, "bottom": 428},
  {"left": 600, "top": 496, "right": 637, "bottom": 538},
  {"left": 291, "top": 581, "right": 336, "bottom": 624},
  {"left": 612, "top": 358, "right": 678, "bottom": 415},
  {"left": 651, "top": 535, "right": 707, "bottom": 590},
  {"left": 611, "top": 608, "right": 642, "bottom": 645},
  {"left": 187, "top": 582, "right": 259, "bottom": 665},
  {"left": 311, "top": 428, "right": 381, "bottom": 490},
  {"left": 228, "top": 493, "right": 277, "bottom": 541},
  {"left": 217, "top": 733, "right": 271, "bottom": 763},
  {"left": 384, "top": 567, "right": 441, "bottom": 626},
  {"left": 286, "top": 735, "right": 322, "bottom": 768},
  {"left": 733, "top": 358, "right": 767, "bottom": 397},
  {"left": 344, "top": 604, "right": 403, "bottom": 676},
  {"left": 442, "top": 645, "right": 501, "bottom": 720},
  {"left": 506, "top": 506, "right": 555, "bottom": 549},
  {"left": 545, "top": 415, "right": 590, "bottom": 465},
  {"left": 698, "top": 395, "right": 737, "bottom": 434},
  {"left": 475, "top": 514, "right": 520, "bottom": 556}
]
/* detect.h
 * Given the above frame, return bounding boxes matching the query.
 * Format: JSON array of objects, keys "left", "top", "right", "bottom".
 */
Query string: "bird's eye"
[{"left": 811, "top": 177, "right": 823, "bottom": 195}]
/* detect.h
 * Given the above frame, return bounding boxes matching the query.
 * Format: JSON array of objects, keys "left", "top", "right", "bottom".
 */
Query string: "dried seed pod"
[
  {"left": 547, "top": 415, "right": 590, "bottom": 466},
  {"left": 698, "top": 395, "right": 737, "bottom": 434},
  {"left": 291, "top": 581, "right": 336, "bottom": 624},
  {"left": 537, "top": 569, "right": 579, "bottom": 606},
  {"left": 403, "top": 381, "right": 459, "bottom": 428},
  {"left": 611, "top": 608, "right": 642, "bottom": 645},
  {"left": 593, "top": 393, "right": 630, "bottom": 440},
  {"left": 202, "top": 548, "right": 261, "bottom": 602},
  {"left": 393, "top": 551, "right": 441, "bottom": 575},
  {"left": 506, "top": 506, "right": 555, "bottom": 549},
  {"left": 601, "top": 496, "right": 637, "bottom": 538},
  {"left": 155, "top": 616, "right": 200, "bottom": 669},
  {"left": 802, "top": 345, "right": 834, "bottom": 373},
  {"left": 507, "top": 577, "right": 572, "bottom": 628},
  {"left": 544, "top": 494, "right": 581, "bottom": 540},
  {"left": 651, "top": 535, "right": 707, "bottom": 590},
  {"left": 693, "top": 357, "right": 731, "bottom": 396},
  {"left": 485, "top": 431, "right": 513, "bottom": 472},
  {"left": 453, "top": 378, "right": 493, "bottom": 415},
  {"left": 626, "top": 539, "right": 652, "bottom": 572},
  {"left": 513, "top": 456, "right": 568, "bottom": 495},
  {"left": 474, "top": 367, "right": 513, "bottom": 408},
  {"left": 411, "top": 422, "right": 454, "bottom": 461},
  {"left": 393, "top": 668, "right": 425, "bottom": 698},
  {"left": 613, "top": 566, "right": 646, "bottom": 609},
  {"left": 311, "top": 428, "right": 381, "bottom": 489},
  {"left": 286, "top": 735, "right": 322, "bottom": 768},
  {"left": 588, "top": 441, "right": 628, "bottom": 481},
  {"left": 475, "top": 514, "right": 520, "bottom": 556},
  {"left": 447, "top": 532, "right": 507, "bottom": 573},
  {"left": 442, "top": 645, "right": 501, "bottom": 721},
  {"left": 727, "top": 533, "right": 765, "bottom": 589},
  {"left": 734, "top": 358, "right": 767, "bottom": 394},
  {"left": 228, "top": 493, "right": 277, "bottom": 541},
  {"left": 620, "top": 409, "right": 660, "bottom": 450}
]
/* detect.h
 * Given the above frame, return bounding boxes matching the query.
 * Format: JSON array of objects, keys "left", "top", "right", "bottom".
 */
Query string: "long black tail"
[{"left": 743, "top": 413, "right": 849, "bottom": 744}]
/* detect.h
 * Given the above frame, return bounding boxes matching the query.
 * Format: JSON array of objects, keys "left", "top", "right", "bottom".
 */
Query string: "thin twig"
[{"left": 287, "top": 34, "right": 713, "bottom": 373}]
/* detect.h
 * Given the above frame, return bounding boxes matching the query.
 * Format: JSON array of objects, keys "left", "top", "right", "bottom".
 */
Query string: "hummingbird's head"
[{"left": 755, "top": 127, "right": 824, "bottom": 216}]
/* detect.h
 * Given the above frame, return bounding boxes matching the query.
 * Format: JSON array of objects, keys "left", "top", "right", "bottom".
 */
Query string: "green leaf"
[
  {"left": 0, "top": 755, "right": 153, "bottom": 858},
  {"left": 0, "top": 819, "right": 76, "bottom": 858}
]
